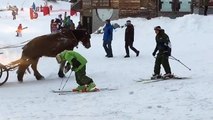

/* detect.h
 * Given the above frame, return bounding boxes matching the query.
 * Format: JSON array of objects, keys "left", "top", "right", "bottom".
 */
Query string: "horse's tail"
[
  {"left": 7, "top": 56, "right": 31, "bottom": 74},
  {"left": 19, "top": 56, "right": 31, "bottom": 74},
  {"left": 7, "top": 58, "right": 22, "bottom": 70}
]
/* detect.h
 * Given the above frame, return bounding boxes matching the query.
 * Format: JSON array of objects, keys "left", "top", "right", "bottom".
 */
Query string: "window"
[
  {"left": 179, "top": 0, "right": 191, "bottom": 12},
  {"left": 160, "top": 0, "right": 172, "bottom": 11}
]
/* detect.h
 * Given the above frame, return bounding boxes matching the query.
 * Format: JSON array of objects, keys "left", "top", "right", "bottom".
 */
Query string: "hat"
[
  {"left": 154, "top": 26, "right": 161, "bottom": 30},
  {"left": 106, "top": 19, "right": 110, "bottom": 23}
]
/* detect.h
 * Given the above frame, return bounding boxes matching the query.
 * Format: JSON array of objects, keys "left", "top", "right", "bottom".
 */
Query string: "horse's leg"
[
  {"left": 31, "top": 58, "right": 44, "bottom": 80},
  {"left": 17, "top": 59, "right": 30, "bottom": 82},
  {"left": 58, "top": 61, "right": 66, "bottom": 78}
]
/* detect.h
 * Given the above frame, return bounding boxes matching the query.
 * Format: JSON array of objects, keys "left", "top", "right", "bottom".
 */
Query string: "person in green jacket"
[{"left": 56, "top": 50, "right": 96, "bottom": 92}]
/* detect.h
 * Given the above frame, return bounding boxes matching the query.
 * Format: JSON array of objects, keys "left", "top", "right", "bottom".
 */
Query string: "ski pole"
[
  {"left": 58, "top": 62, "right": 68, "bottom": 90},
  {"left": 170, "top": 55, "right": 191, "bottom": 71},
  {"left": 58, "top": 76, "right": 65, "bottom": 90},
  {"left": 60, "top": 70, "right": 73, "bottom": 91}
]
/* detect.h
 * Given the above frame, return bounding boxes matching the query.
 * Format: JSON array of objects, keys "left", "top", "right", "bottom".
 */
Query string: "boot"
[
  {"left": 136, "top": 51, "right": 140, "bottom": 57},
  {"left": 162, "top": 73, "right": 174, "bottom": 79},
  {"left": 72, "top": 85, "right": 87, "bottom": 92},
  {"left": 151, "top": 73, "right": 162, "bottom": 79},
  {"left": 124, "top": 55, "right": 130, "bottom": 58},
  {"left": 86, "top": 82, "right": 96, "bottom": 92}
]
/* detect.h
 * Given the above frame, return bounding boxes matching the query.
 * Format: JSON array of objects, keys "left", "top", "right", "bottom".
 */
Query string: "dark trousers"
[
  {"left": 75, "top": 66, "right": 93, "bottom": 86},
  {"left": 204, "top": 6, "right": 208, "bottom": 16},
  {"left": 154, "top": 53, "right": 171, "bottom": 74},
  {"left": 125, "top": 42, "right": 138, "bottom": 56},
  {"left": 103, "top": 41, "right": 113, "bottom": 57}
]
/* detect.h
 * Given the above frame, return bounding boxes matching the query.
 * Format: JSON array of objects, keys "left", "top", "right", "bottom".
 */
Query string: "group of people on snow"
[
  {"left": 50, "top": 13, "right": 83, "bottom": 33},
  {"left": 54, "top": 19, "right": 173, "bottom": 92},
  {"left": 102, "top": 19, "right": 172, "bottom": 78},
  {"left": 13, "top": 16, "right": 173, "bottom": 92},
  {"left": 102, "top": 19, "right": 140, "bottom": 58},
  {"left": 11, "top": 11, "right": 173, "bottom": 91}
]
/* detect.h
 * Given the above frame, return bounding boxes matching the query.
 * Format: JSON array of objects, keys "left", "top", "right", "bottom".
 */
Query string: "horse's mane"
[{"left": 71, "top": 29, "right": 88, "bottom": 40}]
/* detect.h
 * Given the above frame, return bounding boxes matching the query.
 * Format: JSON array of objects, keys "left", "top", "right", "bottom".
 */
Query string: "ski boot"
[
  {"left": 151, "top": 74, "right": 162, "bottom": 80},
  {"left": 72, "top": 85, "right": 87, "bottom": 92},
  {"left": 162, "top": 73, "right": 174, "bottom": 79},
  {"left": 86, "top": 82, "right": 96, "bottom": 92}
]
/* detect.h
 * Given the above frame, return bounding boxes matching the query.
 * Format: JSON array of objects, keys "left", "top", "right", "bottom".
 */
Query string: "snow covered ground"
[{"left": 0, "top": 0, "right": 213, "bottom": 120}]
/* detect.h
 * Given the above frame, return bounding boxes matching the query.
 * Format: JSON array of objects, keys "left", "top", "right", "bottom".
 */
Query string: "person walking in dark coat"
[
  {"left": 124, "top": 20, "right": 140, "bottom": 58},
  {"left": 103, "top": 19, "right": 113, "bottom": 58},
  {"left": 151, "top": 26, "right": 173, "bottom": 79}
]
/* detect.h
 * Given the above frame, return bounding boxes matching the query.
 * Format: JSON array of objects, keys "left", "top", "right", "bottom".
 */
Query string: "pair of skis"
[
  {"left": 52, "top": 88, "right": 117, "bottom": 95},
  {"left": 135, "top": 76, "right": 191, "bottom": 83}
]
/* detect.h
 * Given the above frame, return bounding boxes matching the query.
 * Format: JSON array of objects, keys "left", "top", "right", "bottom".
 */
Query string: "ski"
[
  {"left": 135, "top": 76, "right": 191, "bottom": 83},
  {"left": 51, "top": 88, "right": 117, "bottom": 95}
]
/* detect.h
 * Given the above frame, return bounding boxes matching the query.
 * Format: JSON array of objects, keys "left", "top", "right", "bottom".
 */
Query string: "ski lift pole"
[{"left": 170, "top": 55, "right": 191, "bottom": 71}]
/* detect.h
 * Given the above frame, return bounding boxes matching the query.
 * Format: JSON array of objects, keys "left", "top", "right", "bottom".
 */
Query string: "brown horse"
[{"left": 16, "top": 29, "right": 91, "bottom": 82}]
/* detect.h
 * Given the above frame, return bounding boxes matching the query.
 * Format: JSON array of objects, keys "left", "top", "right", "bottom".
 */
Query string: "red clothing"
[{"left": 17, "top": 24, "right": 23, "bottom": 33}]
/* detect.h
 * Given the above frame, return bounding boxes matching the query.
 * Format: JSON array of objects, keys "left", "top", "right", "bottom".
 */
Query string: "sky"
[{"left": 0, "top": 0, "right": 213, "bottom": 120}]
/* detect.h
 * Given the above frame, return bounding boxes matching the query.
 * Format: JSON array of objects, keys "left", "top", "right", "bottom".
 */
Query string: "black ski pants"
[{"left": 154, "top": 53, "right": 171, "bottom": 75}]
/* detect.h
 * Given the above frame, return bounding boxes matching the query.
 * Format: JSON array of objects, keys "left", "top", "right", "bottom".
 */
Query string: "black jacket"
[
  {"left": 125, "top": 24, "right": 134, "bottom": 44},
  {"left": 153, "top": 29, "right": 171, "bottom": 56}
]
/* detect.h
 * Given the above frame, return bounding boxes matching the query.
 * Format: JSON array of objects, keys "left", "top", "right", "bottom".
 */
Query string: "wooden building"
[{"left": 71, "top": 0, "right": 213, "bottom": 33}]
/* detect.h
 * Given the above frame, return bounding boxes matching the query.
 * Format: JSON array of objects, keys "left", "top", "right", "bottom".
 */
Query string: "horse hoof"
[
  {"left": 18, "top": 80, "right": 23, "bottom": 83},
  {"left": 17, "top": 77, "right": 23, "bottom": 83},
  {"left": 36, "top": 76, "right": 45, "bottom": 80}
]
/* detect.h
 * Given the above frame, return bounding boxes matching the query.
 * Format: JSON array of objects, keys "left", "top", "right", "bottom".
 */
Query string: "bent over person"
[
  {"left": 56, "top": 50, "right": 96, "bottom": 92},
  {"left": 151, "top": 26, "right": 173, "bottom": 79}
]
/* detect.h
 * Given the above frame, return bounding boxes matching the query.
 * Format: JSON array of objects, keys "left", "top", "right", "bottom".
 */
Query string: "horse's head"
[{"left": 71, "top": 29, "right": 91, "bottom": 49}]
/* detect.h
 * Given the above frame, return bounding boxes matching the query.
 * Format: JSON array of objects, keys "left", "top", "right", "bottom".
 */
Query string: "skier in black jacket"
[{"left": 152, "top": 26, "right": 173, "bottom": 79}]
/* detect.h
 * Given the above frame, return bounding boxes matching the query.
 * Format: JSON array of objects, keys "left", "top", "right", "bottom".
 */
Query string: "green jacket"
[{"left": 60, "top": 50, "right": 87, "bottom": 72}]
